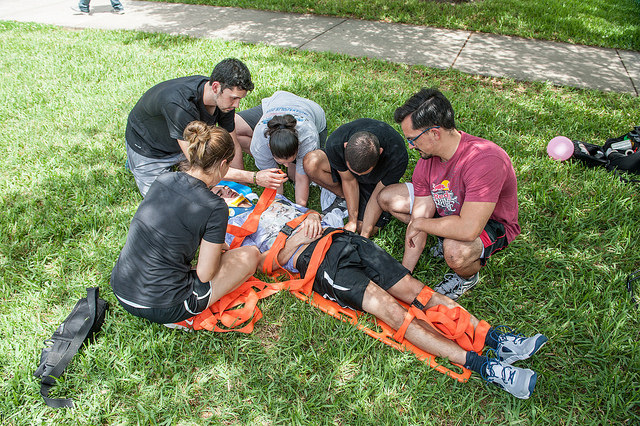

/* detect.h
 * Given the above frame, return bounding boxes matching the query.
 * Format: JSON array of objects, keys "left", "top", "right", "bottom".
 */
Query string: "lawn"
[
  {"left": 150, "top": 0, "right": 640, "bottom": 51},
  {"left": 0, "top": 21, "right": 639, "bottom": 424}
]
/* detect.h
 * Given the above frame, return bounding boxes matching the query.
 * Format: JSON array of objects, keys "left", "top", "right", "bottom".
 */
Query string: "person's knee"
[
  {"left": 377, "top": 185, "right": 396, "bottom": 212},
  {"left": 377, "top": 184, "right": 409, "bottom": 214},
  {"left": 428, "top": 291, "right": 460, "bottom": 310},
  {"left": 442, "top": 239, "right": 477, "bottom": 270},
  {"left": 236, "top": 246, "right": 261, "bottom": 270},
  {"left": 303, "top": 149, "right": 327, "bottom": 178}
]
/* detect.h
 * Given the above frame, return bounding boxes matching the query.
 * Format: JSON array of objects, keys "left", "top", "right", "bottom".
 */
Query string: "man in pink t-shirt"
[{"left": 378, "top": 88, "right": 520, "bottom": 300}]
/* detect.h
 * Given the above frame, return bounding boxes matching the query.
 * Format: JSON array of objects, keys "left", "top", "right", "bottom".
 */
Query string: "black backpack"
[
  {"left": 33, "top": 287, "right": 108, "bottom": 408},
  {"left": 572, "top": 126, "right": 640, "bottom": 180}
]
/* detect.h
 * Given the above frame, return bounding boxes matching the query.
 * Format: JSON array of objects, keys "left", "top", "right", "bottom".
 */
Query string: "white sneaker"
[
  {"left": 164, "top": 319, "right": 194, "bottom": 332},
  {"left": 320, "top": 187, "right": 347, "bottom": 217},
  {"left": 70, "top": 5, "right": 90, "bottom": 14},
  {"left": 320, "top": 187, "right": 336, "bottom": 211}
]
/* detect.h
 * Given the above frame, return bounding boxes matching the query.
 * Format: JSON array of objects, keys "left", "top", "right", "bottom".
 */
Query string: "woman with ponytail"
[
  {"left": 111, "top": 121, "right": 260, "bottom": 329},
  {"left": 235, "top": 91, "right": 327, "bottom": 206}
]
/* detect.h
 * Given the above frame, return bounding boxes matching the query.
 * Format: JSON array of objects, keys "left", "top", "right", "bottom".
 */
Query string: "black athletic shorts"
[
  {"left": 295, "top": 228, "right": 410, "bottom": 310},
  {"left": 237, "top": 105, "right": 328, "bottom": 147},
  {"left": 478, "top": 219, "right": 509, "bottom": 266},
  {"left": 115, "top": 278, "right": 212, "bottom": 324},
  {"left": 237, "top": 105, "right": 263, "bottom": 130},
  {"left": 434, "top": 218, "right": 509, "bottom": 267}
]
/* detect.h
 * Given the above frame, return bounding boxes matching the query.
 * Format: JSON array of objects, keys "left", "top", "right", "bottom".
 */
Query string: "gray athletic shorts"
[{"left": 126, "top": 141, "right": 185, "bottom": 197}]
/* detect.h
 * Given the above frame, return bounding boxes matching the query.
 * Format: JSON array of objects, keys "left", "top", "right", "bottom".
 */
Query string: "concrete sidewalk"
[{"left": 1, "top": 0, "right": 638, "bottom": 95}]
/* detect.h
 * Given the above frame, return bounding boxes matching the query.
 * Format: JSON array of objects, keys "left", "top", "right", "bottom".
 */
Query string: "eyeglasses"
[{"left": 406, "top": 126, "right": 440, "bottom": 146}]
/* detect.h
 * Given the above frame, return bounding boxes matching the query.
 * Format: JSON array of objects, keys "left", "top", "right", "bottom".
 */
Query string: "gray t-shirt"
[{"left": 249, "top": 91, "right": 326, "bottom": 175}]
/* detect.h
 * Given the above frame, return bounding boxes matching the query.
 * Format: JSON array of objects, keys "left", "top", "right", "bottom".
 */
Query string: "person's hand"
[
  {"left": 344, "top": 219, "right": 358, "bottom": 233},
  {"left": 256, "top": 168, "right": 288, "bottom": 189},
  {"left": 405, "top": 218, "right": 426, "bottom": 248},
  {"left": 221, "top": 242, "right": 230, "bottom": 252},
  {"left": 288, "top": 225, "right": 321, "bottom": 246},
  {"left": 299, "top": 213, "right": 322, "bottom": 239}
]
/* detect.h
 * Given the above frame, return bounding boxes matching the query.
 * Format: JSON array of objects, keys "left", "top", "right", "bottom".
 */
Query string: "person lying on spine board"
[{"left": 213, "top": 186, "right": 548, "bottom": 399}]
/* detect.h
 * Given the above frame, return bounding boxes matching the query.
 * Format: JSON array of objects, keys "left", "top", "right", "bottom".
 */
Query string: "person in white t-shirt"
[{"left": 235, "top": 91, "right": 327, "bottom": 206}]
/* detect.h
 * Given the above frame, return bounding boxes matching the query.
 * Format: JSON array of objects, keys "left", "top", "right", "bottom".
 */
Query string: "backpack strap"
[{"left": 38, "top": 288, "right": 99, "bottom": 408}]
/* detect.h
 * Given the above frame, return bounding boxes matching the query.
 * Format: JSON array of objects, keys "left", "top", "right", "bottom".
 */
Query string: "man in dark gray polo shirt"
[{"left": 126, "top": 58, "right": 285, "bottom": 196}]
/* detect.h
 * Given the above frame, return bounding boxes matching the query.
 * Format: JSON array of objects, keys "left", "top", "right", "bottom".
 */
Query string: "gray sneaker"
[
  {"left": 429, "top": 239, "right": 444, "bottom": 259},
  {"left": 494, "top": 327, "right": 548, "bottom": 364},
  {"left": 433, "top": 272, "right": 479, "bottom": 300},
  {"left": 482, "top": 356, "right": 537, "bottom": 399}
]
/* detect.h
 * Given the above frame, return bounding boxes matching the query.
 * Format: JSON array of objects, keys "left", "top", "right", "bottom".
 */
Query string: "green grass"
[
  {"left": 150, "top": 0, "right": 640, "bottom": 51},
  {"left": 1, "top": 21, "right": 639, "bottom": 424}
]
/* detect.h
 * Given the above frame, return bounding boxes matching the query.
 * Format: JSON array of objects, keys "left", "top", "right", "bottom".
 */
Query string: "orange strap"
[
  {"left": 290, "top": 290, "right": 472, "bottom": 383},
  {"left": 393, "top": 286, "right": 490, "bottom": 354},
  {"left": 192, "top": 183, "right": 339, "bottom": 333},
  {"left": 261, "top": 211, "right": 314, "bottom": 277},
  {"left": 191, "top": 277, "right": 271, "bottom": 333},
  {"left": 393, "top": 286, "right": 435, "bottom": 341},
  {"left": 226, "top": 187, "right": 277, "bottom": 249}
]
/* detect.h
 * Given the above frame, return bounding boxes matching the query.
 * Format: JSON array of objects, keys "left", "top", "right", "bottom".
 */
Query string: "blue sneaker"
[
  {"left": 482, "top": 353, "right": 537, "bottom": 399},
  {"left": 494, "top": 326, "right": 548, "bottom": 364}
]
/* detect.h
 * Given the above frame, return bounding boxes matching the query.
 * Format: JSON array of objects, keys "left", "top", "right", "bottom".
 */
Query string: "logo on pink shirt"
[{"left": 431, "top": 180, "right": 459, "bottom": 213}]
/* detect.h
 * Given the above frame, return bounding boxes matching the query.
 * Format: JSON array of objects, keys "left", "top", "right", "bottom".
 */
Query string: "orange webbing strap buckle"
[
  {"left": 393, "top": 286, "right": 435, "bottom": 342},
  {"left": 393, "top": 287, "right": 490, "bottom": 354}
]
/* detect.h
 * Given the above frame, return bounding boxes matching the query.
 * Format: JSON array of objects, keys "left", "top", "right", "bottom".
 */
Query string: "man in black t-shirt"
[
  {"left": 126, "top": 58, "right": 284, "bottom": 196},
  {"left": 303, "top": 118, "right": 408, "bottom": 238}
]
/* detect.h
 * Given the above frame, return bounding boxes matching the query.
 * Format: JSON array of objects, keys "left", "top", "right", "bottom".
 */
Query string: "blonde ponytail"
[{"left": 181, "top": 121, "right": 235, "bottom": 172}]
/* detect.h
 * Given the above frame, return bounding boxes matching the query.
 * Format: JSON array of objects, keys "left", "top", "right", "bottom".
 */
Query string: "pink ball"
[{"left": 547, "top": 136, "right": 574, "bottom": 161}]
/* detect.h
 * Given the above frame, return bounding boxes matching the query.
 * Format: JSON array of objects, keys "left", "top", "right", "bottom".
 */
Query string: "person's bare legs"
[
  {"left": 230, "top": 115, "right": 254, "bottom": 169},
  {"left": 303, "top": 149, "right": 343, "bottom": 196},
  {"left": 361, "top": 281, "right": 468, "bottom": 364},
  {"left": 385, "top": 274, "right": 480, "bottom": 327},
  {"left": 207, "top": 245, "right": 260, "bottom": 306}
]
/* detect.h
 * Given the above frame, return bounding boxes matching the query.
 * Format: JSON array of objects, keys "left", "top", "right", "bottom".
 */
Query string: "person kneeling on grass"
[
  {"left": 212, "top": 187, "right": 547, "bottom": 399},
  {"left": 110, "top": 121, "right": 260, "bottom": 328}
]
